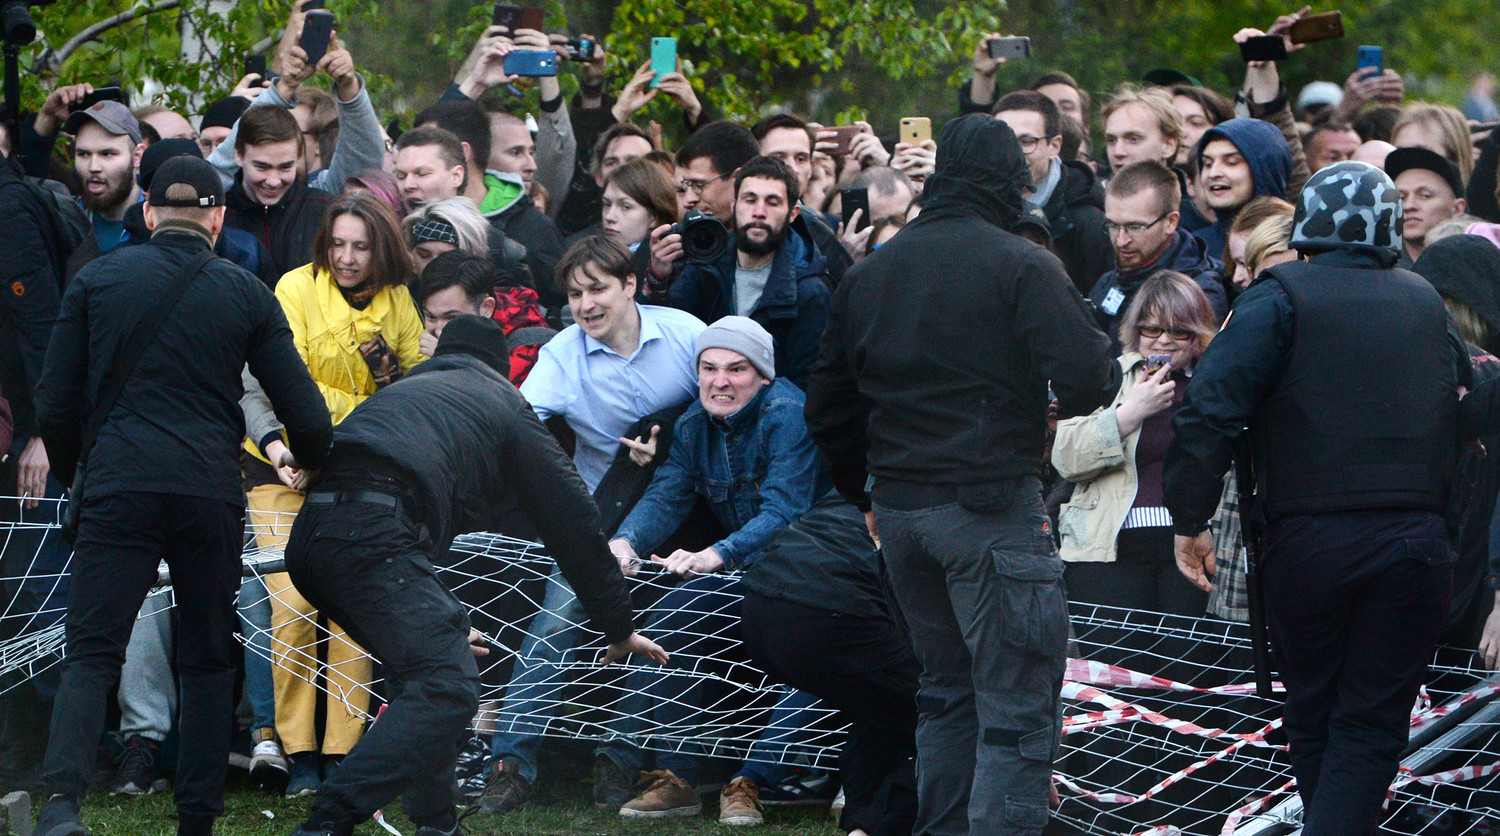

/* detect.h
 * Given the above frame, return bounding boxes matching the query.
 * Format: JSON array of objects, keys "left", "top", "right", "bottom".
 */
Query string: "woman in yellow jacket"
[{"left": 243, "top": 190, "right": 424, "bottom": 796}]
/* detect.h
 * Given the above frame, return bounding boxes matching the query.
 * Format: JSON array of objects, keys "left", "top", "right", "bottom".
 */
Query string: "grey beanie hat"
[{"left": 695, "top": 316, "right": 775, "bottom": 380}]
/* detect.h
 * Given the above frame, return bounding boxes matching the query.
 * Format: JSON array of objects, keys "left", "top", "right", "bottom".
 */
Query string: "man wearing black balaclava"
[{"left": 805, "top": 114, "right": 1120, "bottom": 835}]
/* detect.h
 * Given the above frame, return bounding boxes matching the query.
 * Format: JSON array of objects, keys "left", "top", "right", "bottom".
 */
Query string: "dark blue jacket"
[
  {"left": 613, "top": 378, "right": 824, "bottom": 570},
  {"left": 1193, "top": 118, "right": 1292, "bottom": 257},
  {"left": 668, "top": 216, "right": 832, "bottom": 390},
  {"left": 1089, "top": 228, "right": 1228, "bottom": 352}
]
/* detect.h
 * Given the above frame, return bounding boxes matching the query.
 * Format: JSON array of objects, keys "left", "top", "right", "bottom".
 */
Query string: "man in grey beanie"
[{"left": 600, "top": 314, "right": 829, "bottom": 825}]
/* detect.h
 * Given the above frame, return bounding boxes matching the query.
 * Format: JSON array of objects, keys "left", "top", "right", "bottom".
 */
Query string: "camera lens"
[{"left": 2, "top": 2, "right": 38, "bottom": 45}]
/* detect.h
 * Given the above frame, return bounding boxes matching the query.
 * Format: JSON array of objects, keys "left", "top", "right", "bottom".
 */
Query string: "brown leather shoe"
[
  {"left": 718, "top": 776, "right": 765, "bottom": 826},
  {"left": 618, "top": 769, "right": 702, "bottom": 819}
]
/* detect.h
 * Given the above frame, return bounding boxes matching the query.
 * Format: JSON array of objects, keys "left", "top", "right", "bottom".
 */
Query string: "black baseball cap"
[
  {"left": 147, "top": 156, "right": 225, "bottom": 208},
  {"left": 199, "top": 96, "right": 251, "bottom": 133},
  {"left": 138, "top": 138, "right": 203, "bottom": 191},
  {"left": 1385, "top": 147, "right": 1464, "bottom": 198}
]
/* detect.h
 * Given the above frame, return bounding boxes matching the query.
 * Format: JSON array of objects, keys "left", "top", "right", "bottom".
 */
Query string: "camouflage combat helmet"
[{"left": 1290, "top": 161, "right": 1403, "bottom": 255}]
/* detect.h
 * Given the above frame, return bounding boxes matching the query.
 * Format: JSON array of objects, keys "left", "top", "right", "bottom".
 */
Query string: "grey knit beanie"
[{"left": 695, "top": 316, "right": 775, "bottom": 380}]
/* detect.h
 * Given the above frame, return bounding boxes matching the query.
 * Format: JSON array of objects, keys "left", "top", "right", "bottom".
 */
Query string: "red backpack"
[{"left": 491, "top": 285, "right": 556, "bottom": 385}]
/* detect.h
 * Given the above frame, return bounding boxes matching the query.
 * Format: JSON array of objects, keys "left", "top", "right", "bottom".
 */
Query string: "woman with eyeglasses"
[{"left": 1052, "top": 270, "right": 1218, "bottom": 616}]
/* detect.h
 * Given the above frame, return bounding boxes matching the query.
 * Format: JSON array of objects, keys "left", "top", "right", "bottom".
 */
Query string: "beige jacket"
[{"left": 1052, "top": 353, "right": 1148, "bottom": 563}]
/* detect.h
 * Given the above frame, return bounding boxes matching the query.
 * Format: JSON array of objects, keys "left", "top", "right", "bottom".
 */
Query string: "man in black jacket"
[
  {"left": 805, "top": 114, "right": 1120, "bottom": 836},
  {"left": 282, "top": 316, "right": 665, "bottom": 836},
  {"left": 1164, "top": 162, "right": 1477, "bottom": 836},
  {"left": 224, "top": 105, "right": 332, "bottom": 280},
  {"left": 31, "top": 156, "right": 333, "bottom": 836},
  {"left": 995, "top": 91, "right": 1113, "bottom": 294}
]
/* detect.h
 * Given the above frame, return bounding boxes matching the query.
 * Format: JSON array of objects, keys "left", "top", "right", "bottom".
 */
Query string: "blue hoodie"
[{"left": 1193, "top": 118, "right": 1293, "bottom": 257}]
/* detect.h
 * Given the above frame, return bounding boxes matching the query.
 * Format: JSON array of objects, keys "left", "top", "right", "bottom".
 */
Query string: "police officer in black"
[
  {"left": 283, "top": 316, "right": 666, "bottom": 836},
  {"left": 1163, "top": 161, "right": 1475, "bottom": 836},
  {"left": 32, "top": 156, "right": 333, "bottom": 836}
]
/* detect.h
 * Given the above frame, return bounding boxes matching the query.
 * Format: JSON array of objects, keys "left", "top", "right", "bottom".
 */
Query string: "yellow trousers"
[{"left": 248, "top": 483, "right": 371, "bottom": 756}]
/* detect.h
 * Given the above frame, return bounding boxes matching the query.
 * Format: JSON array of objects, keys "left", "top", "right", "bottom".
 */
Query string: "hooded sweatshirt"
[
  {"left": 1193, "top": 118, "right": 1293, "bottom": 257},
  {"left": 805, "top": 114, "right": 1121, "bottom": 509}
]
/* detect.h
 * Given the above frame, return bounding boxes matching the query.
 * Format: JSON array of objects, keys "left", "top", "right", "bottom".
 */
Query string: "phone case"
[
  {"left": 841, "top": 188, "right": 870, "bottom": 232},
  {"left": 1356, "top": 45, "right": 1383, "bottom": 74},
  {"left": 492, "top": 3, "right": 521, "bottom": 29},
  {"left": 1288, "top": 11, "right": 1343, "bottom": 44},
  {"left": 503, "top": 49, "right": 557, "bottom": 77},
  {"left": 299, "top": 11, "right": 335, "bottom": 67},
  {"left": 520, "top": 7, "right": 545, "bottom": 30},
  {"left": 987, "top": 36, "right": 1031, "bottom": 60},
  {"left": 900, "top": 118, "right": 931, "bottom": 145},
  {"left": 650, "top": 37, "right": 677, "bottom": 88}
]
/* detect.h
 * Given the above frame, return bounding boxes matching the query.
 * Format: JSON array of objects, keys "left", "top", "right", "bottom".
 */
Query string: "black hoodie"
[
  {"left": 805, "top": 115, "right": 1121, "bottom": 509},
  {"left": 1041, "top": 160, "right": 1113, "bottom": 294},
  {"left": 224, "top": 175, "right": 332, "bottom": 280}
]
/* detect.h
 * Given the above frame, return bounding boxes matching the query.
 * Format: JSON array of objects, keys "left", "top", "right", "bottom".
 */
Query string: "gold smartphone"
[{"left": 900, "top": 117, "right": 932, "bottom": 145}]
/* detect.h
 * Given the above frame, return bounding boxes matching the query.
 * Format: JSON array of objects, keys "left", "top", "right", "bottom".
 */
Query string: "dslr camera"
[{"left": 670, "top": 210, "right": 729, "bottom": 262}]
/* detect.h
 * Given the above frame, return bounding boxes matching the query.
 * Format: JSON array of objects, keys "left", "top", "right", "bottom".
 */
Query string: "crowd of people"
[{"left": 3, "top": 2, "right": 1500, "bottom": 835}]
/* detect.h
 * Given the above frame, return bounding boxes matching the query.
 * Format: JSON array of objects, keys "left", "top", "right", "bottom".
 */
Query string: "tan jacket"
[{"left": 1052, "top": 353, "right": 1147, "bottom": 563}]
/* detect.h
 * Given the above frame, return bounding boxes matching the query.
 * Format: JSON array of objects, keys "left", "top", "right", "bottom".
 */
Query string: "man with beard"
[
  {"left": 25, "top": 92, "right": 144, "bottom": 266},
  {"left": 654, "top": 155, "right": 831, "bottom": 389}
]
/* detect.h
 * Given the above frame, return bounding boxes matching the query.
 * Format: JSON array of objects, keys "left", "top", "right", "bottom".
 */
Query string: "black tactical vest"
[{"left": 1253, "top": 260, "right": 1458, "bottom": 519}]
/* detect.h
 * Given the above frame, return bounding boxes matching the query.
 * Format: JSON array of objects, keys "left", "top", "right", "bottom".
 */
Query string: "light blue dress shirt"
[{"left": 520, "top": 303, "right": 706, "bottom": 492}]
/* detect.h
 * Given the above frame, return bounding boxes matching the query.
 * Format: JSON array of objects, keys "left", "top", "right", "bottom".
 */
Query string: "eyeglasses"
[
  {"left": 1014, "top": 134, "right": 1057, "bottom": 153},
  {"left": 1104, "top": 211, "right": 1171, "bottom": 239},
  {"left": 1137, "top": 325, "right": 1195, "bottom": 340},
  {"left": 676, "top": 171, "right": 731, "bottom": 197}
]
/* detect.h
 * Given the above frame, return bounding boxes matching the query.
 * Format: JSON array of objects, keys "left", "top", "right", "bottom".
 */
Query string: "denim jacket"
[{"left": 614, "top": 378, "right": 822, "bottom": 569}]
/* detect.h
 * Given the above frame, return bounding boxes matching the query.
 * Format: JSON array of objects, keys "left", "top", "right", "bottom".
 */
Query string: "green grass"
[{"left": 75, "top": 741, "right": 843, "bottom": 836}]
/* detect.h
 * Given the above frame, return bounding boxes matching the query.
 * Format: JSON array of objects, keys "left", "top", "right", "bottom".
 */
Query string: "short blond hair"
[
  {"left": 1102, "top": 84, "right": 1185, "bottom": 145},
  {"left": 1244, "top": 213, "right": 1295, "bottom": 279}
]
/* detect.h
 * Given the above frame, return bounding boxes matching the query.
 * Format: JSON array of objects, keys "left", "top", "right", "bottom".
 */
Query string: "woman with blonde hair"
[
  {"left": 1224, "top": 196, "right": 1294, "bottom": 290},
  {"left": 243, "top": 190, "right": 426, "bottom": 796},
  {"left": 1053, "top": 270, "right": 1219, "bottom": 615},
  {"left": 1243, "top": 211, "right": 1299, "bottom": 283}
]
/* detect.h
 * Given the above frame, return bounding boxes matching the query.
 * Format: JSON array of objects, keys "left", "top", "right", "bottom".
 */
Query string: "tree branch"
[{"left": 33, "top": 0, "right": 184, "bottom": 77}]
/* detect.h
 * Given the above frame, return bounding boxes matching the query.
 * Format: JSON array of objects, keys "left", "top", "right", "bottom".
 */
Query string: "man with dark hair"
[
  {"left": 31, "top": 155, "right": 333, "bottom": 836},
  {"left": 281, "top": 314, "right": 667, "bottom": 836},
  {"left": 415, "top": 100, "right": 493, "bottom": 205},
  {"left": 652, "top": 155, "right": 832, "bottom": 389},
  {"left": 204, "top": 21, "right": 386, "bottom": 199},
  {"left": 671, "top": 120, "right": 761, "bottom": 220},
  {"left": 996, "top": 90, "right": 1112, "bottom": 293},
  {"left": 805, "top": 114, "right": 1121, "bottom": 836},
  {"left": 751, "top": 113, "right": 854, "bottom": 278},
  {"left": 394, "top": 127, "right": 470, "bottom": 210},
  {"left": 1303, "top": 122, "right": 1362, "bottom": 174},
  {"left": 482, "top": 236, "right": 703, "bottom": 813},
  {"left": 414, "top": 251, "right": 498, "bottom": 358},
  {"left": 222, "top": 105, "right": 332, "bottom": 279},
  {"left": 557, "top": 122, "right": 656, "bottom": 237},
  {"left": 1031, "top": 71, "right": 1092, "bottom": 126},
  {"left": 1091, "top": 161, "right": 1227, "bottom": 347}
]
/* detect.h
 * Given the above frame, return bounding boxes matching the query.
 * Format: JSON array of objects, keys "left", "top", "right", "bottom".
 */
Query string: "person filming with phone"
[{"left": 1053, "top": 271, "right": 1218, "bottom": 617}]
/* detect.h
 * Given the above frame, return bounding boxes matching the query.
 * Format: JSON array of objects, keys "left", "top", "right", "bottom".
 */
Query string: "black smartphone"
[
  {"left": 244, "top": 53, "right": 267, "bottom": 83},
  {"left": 71, "top": 86, "right": 123, "bottom": 112},
  {"left": 1145, "top": 354, "right": 1173, "bottom": 373},
  {"left": 987, "top": 36, "right": 1031, "bottom": 60},
  {"left": 1239, "top": 34, "right": 1287, "bottom": 62},
  {"left": 299, "top": 10, "right": 335, "bottom": 67},
  {"left": 841, "top": 187, "right": 871, "bottom": 233}
]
